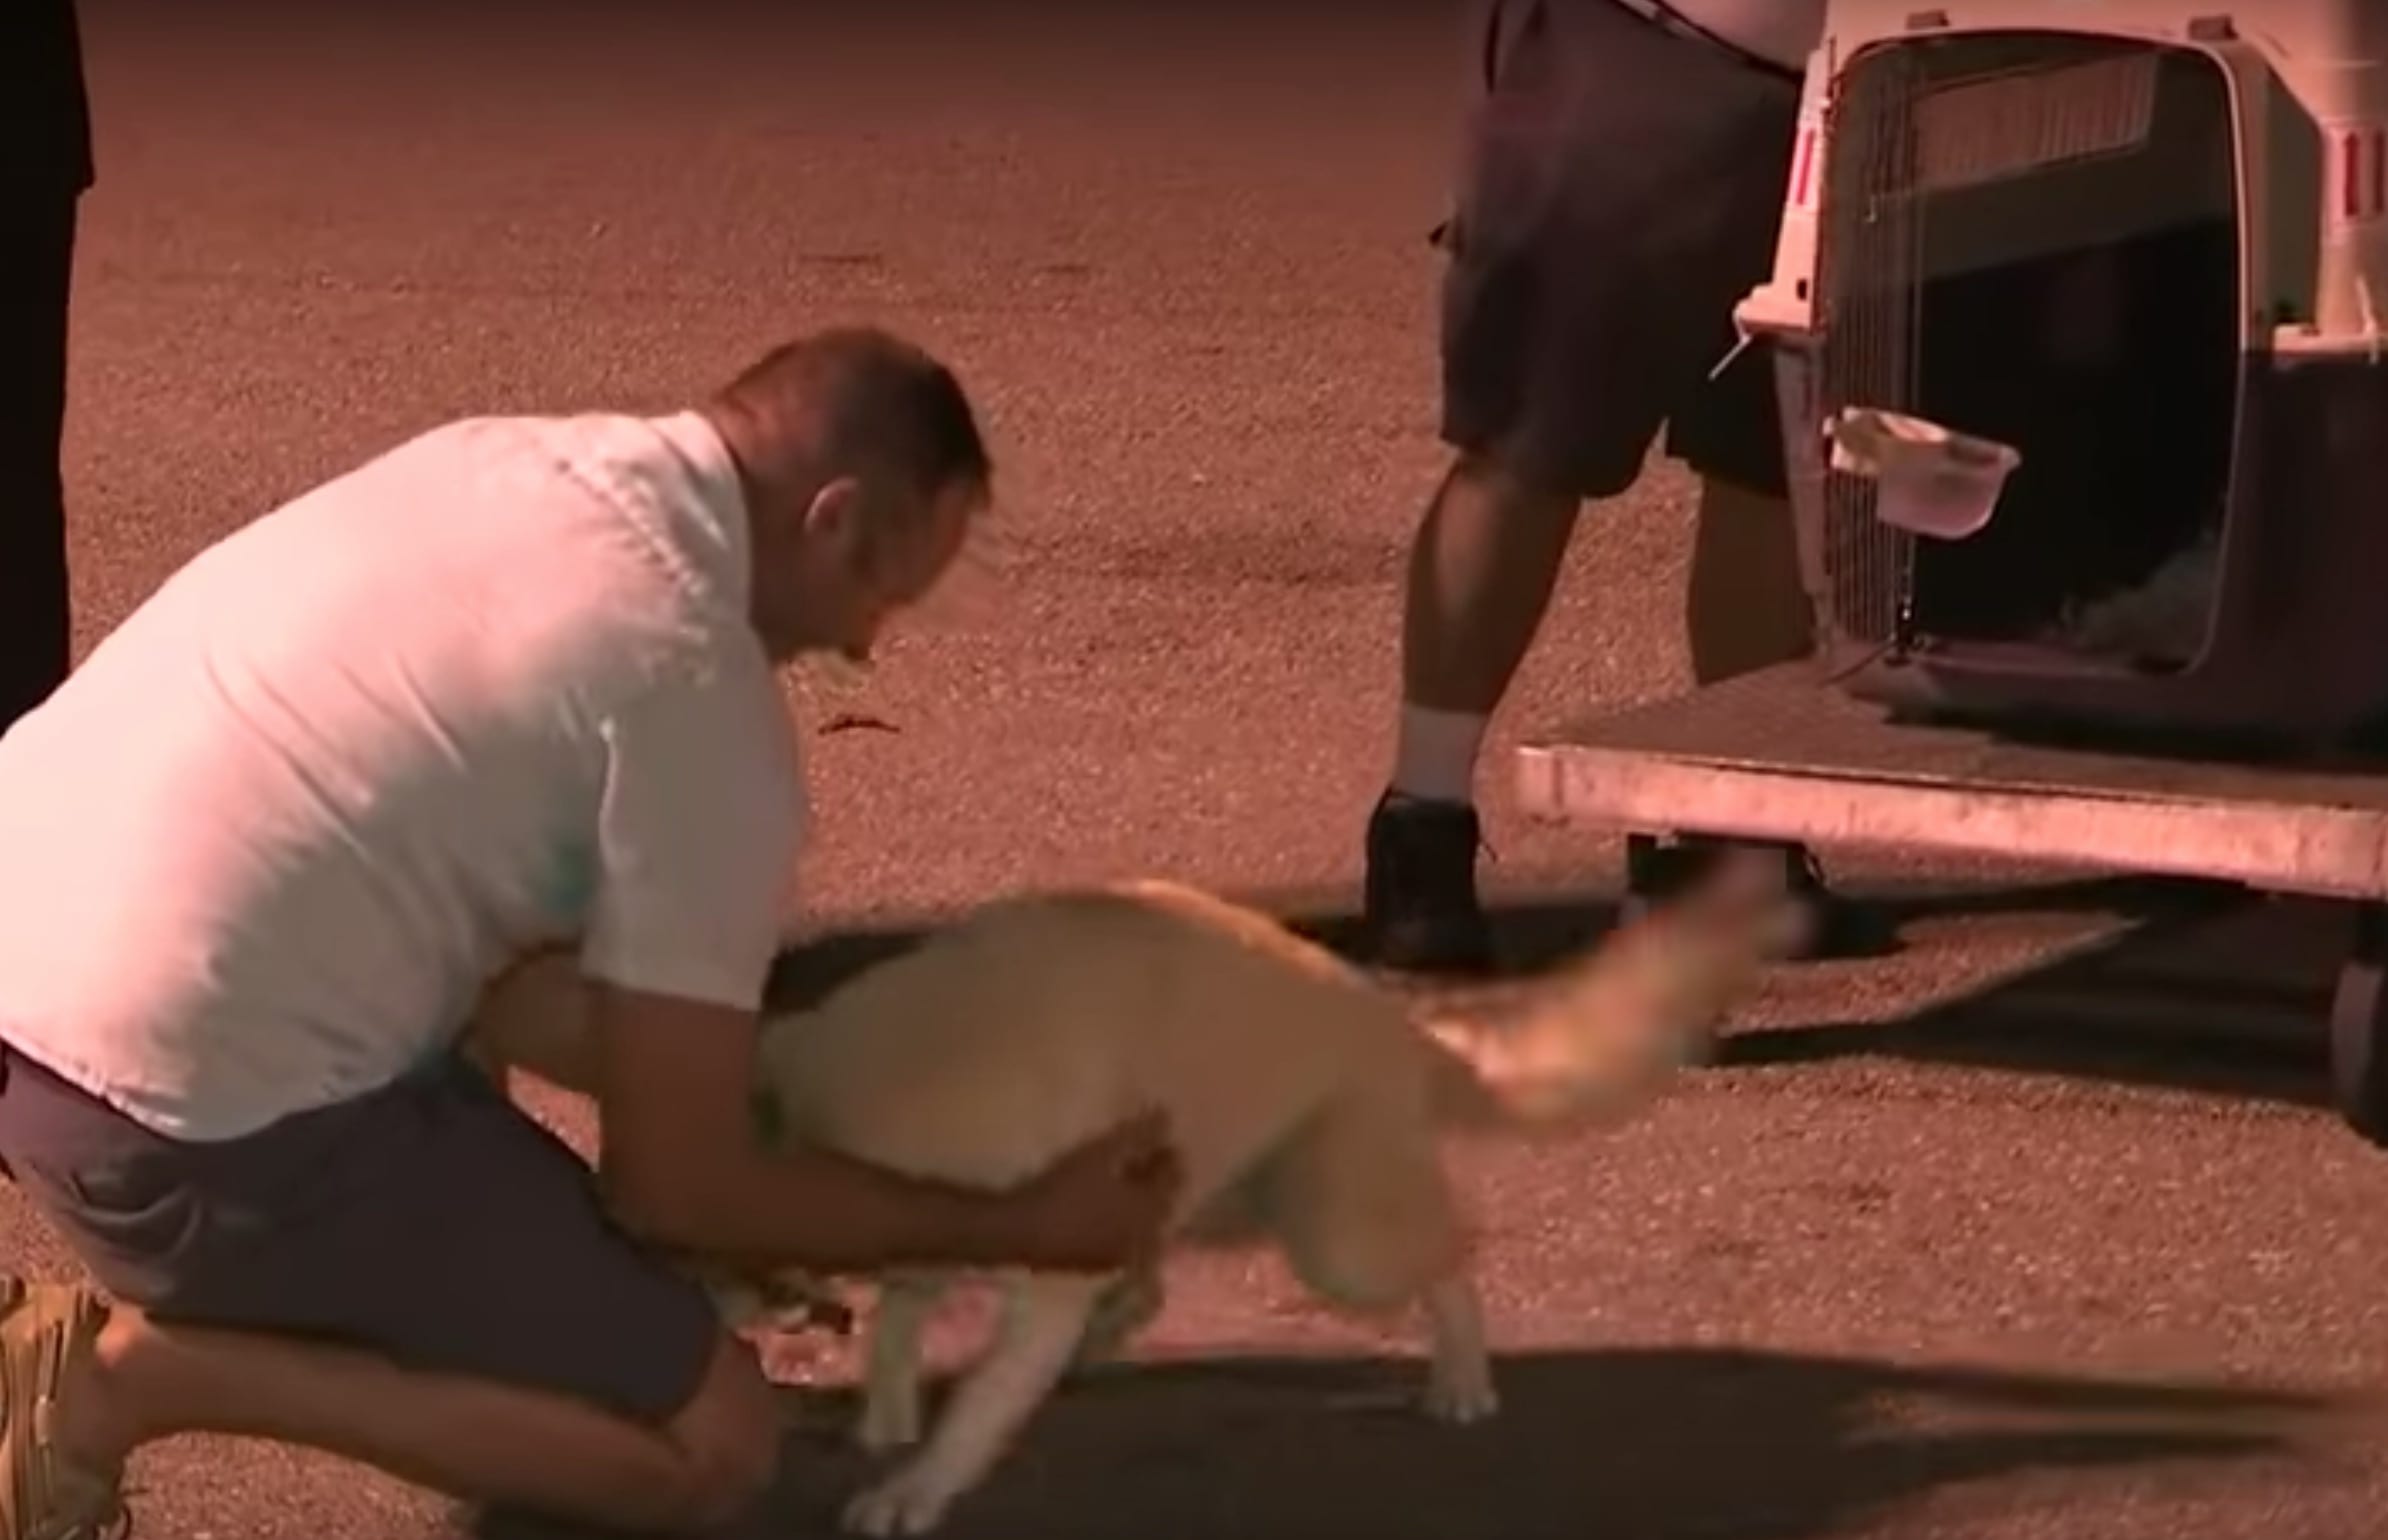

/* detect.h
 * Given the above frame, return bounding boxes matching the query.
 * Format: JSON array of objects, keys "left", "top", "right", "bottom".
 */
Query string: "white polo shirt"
[{"left": 0, "top": 410, "right": 804, "bottom": 1142}]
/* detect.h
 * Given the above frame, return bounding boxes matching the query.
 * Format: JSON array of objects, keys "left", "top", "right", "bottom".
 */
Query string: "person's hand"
[{"left": 997, "top": 1109, "right": 1186, "bottom": 1273}]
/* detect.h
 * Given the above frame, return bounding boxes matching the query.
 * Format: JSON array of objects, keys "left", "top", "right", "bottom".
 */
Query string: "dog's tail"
[{"left": 1419, "top": 850, "right": 1806, "bottom": 1128}]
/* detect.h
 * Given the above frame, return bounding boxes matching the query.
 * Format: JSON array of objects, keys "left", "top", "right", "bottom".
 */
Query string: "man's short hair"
[{"left": 714, "top": 326, "right": 992, "bottom": 503}]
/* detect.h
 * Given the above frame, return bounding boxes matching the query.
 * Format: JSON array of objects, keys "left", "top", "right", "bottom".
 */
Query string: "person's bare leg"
[
  {"left": 1366, "top": 452, "right": 1582, "bottom": 973},
  {"left": 48, "top": 1303, "right": 779, "bottom": 1533},
  {"left": 1684, "top": 475, "right": 1813, "bottom": 685},
  {"left": 1675, "top": 473, "right": 1891, "bottom": 959},
  {"left": 1400, "top": 452, "right": 1583, "bottom": 723}
]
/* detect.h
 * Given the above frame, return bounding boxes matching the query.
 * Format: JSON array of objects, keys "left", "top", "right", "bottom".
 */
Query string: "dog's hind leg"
[
  {"left": 857, "top": 1272, "right": 946, "bottom": 1455},
  {"left": 1420, "top": 1272, "right": 1499, "bottom": 1425},
  {"left": 842, "top": 1271, "right": 1106, "bottom": 1537}
]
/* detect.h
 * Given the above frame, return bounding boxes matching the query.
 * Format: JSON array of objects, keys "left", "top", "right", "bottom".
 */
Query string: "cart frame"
[{"left": 1513, "top": 661, "right": 2388, "bottom": 1141}]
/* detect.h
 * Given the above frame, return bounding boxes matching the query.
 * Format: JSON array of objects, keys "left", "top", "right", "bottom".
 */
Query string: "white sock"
[{"left": 1391, "top": 705, "right": 1488, "bottom": 806}]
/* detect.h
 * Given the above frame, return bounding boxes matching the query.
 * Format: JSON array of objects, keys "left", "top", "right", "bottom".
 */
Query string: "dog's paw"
[
  {"left": 855, "top": 1391, "right": 924, "bottom": 1454},
  {"left": 1422, "top": 1367, "right": 1500, "bottom": 1426},
  {"left": 841, "top": 1463, "right": 964, "bottom": 1537}
]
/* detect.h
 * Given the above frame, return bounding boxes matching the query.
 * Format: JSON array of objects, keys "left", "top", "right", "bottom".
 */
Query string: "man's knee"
[
  {"left": 1442, "top": 449, "right": 1585, "bottom": 533},
  {"left": 662, "top": 1333, "right": 783, "bottom": 1527}
]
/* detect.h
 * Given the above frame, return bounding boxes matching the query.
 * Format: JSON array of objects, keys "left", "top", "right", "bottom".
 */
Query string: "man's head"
[{"left": 703, "top": 327, "right": 992, "bottom": 664}]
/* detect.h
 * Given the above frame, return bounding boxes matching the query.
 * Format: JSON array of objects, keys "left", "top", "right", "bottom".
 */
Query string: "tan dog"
[{"left": 727, "top": 857, "right": 1800, "bottom": 1534}]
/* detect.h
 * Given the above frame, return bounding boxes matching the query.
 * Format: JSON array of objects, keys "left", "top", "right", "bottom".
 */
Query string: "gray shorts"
[
  {"left": 1438, "top": 0, "right": 1802, "bottom": 500},
  {"left": 0, "top": 1042, "right": 720, "bottom": 1426}
]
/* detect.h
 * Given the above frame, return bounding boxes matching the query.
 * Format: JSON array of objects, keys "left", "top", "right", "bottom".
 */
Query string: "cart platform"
[
  {"left": 1512, "top": 661, "right": 2388, "bottom": 1141},
  {"left": 1516, "top": 662, "right": 2388, "bottom": 900}
]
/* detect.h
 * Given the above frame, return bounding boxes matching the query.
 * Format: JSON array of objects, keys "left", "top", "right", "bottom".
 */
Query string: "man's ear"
[{"left": 799, "top": 474, "right": 865, "bottom": 551}]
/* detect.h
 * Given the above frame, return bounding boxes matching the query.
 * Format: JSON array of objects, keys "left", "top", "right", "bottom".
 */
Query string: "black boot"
[{"left": 1362, "top": 790, "right": 1497, "bottom": 974}]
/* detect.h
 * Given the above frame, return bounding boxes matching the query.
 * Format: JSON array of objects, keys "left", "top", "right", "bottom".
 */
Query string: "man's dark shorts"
[
  {"left": 0, "top": 1041, "right": 721, "bottom": 1426},
  {"left": 1439, "top": 0, "right": 1803, "bottom": 500}
]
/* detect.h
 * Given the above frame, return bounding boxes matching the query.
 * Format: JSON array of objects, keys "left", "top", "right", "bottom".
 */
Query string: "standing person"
[
  {"left": 1, "top": 0, "right": 93, "bottom": 733},
  {"left": 0, "top": 327, "right": 1184, "bottom": 1540},
  {"left": 1360, "top": 0, "right": 1883, "bottom": 974}
]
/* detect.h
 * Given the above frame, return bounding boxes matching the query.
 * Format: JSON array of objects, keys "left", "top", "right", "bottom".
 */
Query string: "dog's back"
[{"left": 757, "top": 881, "right": 1431, "bottom": 1215}]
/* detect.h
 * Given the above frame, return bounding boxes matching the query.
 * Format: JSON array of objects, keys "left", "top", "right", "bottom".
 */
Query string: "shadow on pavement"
[
  {"left": 474, "top": 1345, "right": 2329, "bottom": 1540},
  {"left": 1714, "top": 890, "right": 2343, "bottom": 1114}
]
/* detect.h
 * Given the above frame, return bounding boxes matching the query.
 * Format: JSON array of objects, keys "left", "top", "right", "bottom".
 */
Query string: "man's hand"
[{"left": 992, "top": 1110, "right": 1186, "bottom": 1273}]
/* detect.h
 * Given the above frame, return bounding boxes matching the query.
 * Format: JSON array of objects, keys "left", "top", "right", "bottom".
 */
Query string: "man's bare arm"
[{"left": 587, "top": 982, "right": 1179, "bottom": 1274}]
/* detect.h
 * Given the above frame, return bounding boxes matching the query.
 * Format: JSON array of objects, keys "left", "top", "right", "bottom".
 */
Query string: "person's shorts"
[
  {"left": 1438, "top": 0, "right": 1804, "bottom": 501},
  {"left": 0, "top": 1041, "right": 721, "bottom": 1426}
]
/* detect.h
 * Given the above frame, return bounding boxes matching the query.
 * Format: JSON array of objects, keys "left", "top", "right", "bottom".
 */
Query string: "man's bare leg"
[
  {"left": 1674, "top": 474, "right": 1889, "bottom": 958},
  {"left": 1364, "top": 451, "right": 1582, "bottom": 974},
  {"left": 39, "top": 1300, "right": 780, "bottom": 1533},
  {"left": 1684, "top": 476, "right": 1812, "bottom": 685},
  {"left": 1400, "top": 453, "right": 1583, "bottom": 719}
]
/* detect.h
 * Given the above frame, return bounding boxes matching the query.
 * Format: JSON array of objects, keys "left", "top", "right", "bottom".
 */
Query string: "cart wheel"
[{"left": 2328, "top": 901, "right": 2388, "bottom": 1147}]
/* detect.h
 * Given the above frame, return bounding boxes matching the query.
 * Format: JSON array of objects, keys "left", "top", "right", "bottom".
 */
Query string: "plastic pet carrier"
[{"left": 1738, "top": 2, "right": 2388, "bottom": 750}]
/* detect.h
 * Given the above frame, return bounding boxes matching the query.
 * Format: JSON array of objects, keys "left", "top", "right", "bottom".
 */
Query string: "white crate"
[{"left": 1741, "top": 4, "right": 2388, "bottom": 359}]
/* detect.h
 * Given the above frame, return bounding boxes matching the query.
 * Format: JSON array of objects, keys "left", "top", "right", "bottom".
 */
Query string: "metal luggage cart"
[{"left": 1514, "top": 661, "right": 2388, "bottom": 1142}]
